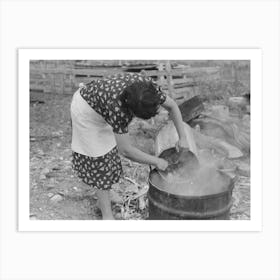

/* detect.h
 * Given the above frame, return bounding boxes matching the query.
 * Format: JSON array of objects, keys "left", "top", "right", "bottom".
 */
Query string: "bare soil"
[{"left": 30, "top": 91, "right": 250, "bottom": 220}]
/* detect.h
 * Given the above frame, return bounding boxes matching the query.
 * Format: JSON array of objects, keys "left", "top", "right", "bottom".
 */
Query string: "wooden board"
[
  {"left": 29, "top": 64, "right": 221, "bottom": 96},
  {"left": 144, "top": 67, "right": 220, "bottom": 77}
]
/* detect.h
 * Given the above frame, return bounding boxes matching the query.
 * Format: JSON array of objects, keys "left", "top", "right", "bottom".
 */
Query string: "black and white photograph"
[
  {"left": 25, "top": 54, "right": 253, "bottom": 223},
  {"left": 2, "top": 1, "right": 280, "bottom": 280}
]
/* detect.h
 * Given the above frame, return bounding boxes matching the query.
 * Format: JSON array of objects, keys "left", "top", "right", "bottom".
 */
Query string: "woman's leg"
[{"left": 96, "top": 189, "right": 114, "bottom": 220}]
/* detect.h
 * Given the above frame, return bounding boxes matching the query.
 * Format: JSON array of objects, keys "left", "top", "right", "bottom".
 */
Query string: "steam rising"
[{"left": 151, "top": 150, "right": 231, "bottom": 196}]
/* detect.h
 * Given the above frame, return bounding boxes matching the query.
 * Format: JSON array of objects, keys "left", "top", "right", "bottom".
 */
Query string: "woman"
[{"left": 71, "top": 72, "right": 188, "bottom": 219}]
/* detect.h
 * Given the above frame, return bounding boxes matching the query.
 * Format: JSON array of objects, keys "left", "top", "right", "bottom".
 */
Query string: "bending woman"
[{"left": 70, "top": 72, "right": 188, "bottom": 219}]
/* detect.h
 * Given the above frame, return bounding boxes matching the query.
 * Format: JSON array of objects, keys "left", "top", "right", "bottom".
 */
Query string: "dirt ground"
[{"left": 29, "top": 91, "right": 250, "bottom": 220}]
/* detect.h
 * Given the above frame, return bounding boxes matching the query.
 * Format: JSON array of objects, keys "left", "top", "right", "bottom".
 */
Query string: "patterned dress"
[{"left": 71, "top": 72, "right": 166, "bottom": 190}]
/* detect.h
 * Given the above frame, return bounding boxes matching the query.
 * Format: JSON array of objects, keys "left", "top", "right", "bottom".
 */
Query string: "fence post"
[
  {"left": 157, "top": 62, "right": 165, "bottom": 87},
  {"left": 165, "top": 61, "right": 174, "bottom": 98}
]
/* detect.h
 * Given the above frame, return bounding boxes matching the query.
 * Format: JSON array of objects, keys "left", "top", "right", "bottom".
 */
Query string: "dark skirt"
[{"left": 72, "top": 146, "right": 122, "bottom": 190}]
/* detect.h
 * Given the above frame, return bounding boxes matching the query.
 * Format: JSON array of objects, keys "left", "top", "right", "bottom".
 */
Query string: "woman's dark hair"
[{"left": 121, "top": 81, "right": 161, "bottom": 119}]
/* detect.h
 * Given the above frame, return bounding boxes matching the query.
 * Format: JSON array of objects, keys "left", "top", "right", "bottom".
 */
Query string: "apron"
[{"left": 70, "top": 89, "right": 117, "bottom": 157}]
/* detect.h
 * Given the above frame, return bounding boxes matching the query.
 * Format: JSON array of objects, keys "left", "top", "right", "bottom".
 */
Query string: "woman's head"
[{"left": 121, "top": 81, "right": 161, "bottom": 119}]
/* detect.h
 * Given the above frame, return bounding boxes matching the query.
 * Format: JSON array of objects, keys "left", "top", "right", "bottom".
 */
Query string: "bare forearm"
[
  {"left": 115, "top": 133, "right": 168, "bottom": 170},
  {"left": 121, "top": 145, "right": 158, "bottom": 166},
  {"left": 168, "top": 100, "right": 198, "bottom": 155},
  {"left": 169, "top": 103, "right": 187, "bottom": 140}
]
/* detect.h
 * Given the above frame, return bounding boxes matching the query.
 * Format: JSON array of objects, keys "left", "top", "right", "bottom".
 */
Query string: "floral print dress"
[{"left": 71, "top": 72, "right": 166, "bottom": 190}]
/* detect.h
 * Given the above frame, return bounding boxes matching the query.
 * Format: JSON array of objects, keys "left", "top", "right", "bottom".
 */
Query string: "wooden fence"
[{"left": 30, "top": 60, "right": 221, "bottom": 103}]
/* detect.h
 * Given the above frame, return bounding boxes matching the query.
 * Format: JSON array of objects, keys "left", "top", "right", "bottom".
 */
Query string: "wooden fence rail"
[{"left": 30, "top": 61, "right": 220, "bottom": 103}]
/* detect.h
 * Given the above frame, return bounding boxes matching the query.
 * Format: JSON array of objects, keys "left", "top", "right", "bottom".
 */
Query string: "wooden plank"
[
  {"left": 165, "top": 61, "right": 174, "bottom": 98},
  {"left": 161, "top": 81, "right": 197, "bottom": 90},
  {"left": 30, "top": 78, "right": 44, "bottom": 84},
  {"left": 75, "top": 60, "right": 128, "bottom": 67},
  {"left": 30, "top": 69, "right": 120, "bottom": 76},
  {"left": 170, "top": 77, "right": 195, "bottom": 84},
  {"left": 122, "top": 64, "right": 157, "bottom": 71},
  {"left": 30, "top": 73, "right": 44, "bottom": 80},
  {"left": 30, "top": 85, "right": 45, "bottom": 92},
  {"left": 143, "top": 67, "right": 220, "bottom": 77},
  {"left": 157, "top": 63, "right": 165, "bottom": 85},
  {"left": 172, "top": 86, "right": 198, "bottom": 95},
  {"left": 29, "top": 66, "right": 219, "bottom": 77},
  {"left": 73, "top": 69, "right": 121, "bottom": 76},
  {"left": 160, "top": 76, "right": 197, "bottom": 88},
  {"left": 29, "top": 64, "right": 220, "bottom": 95},
  {"left": 121, "top": 60, "right": 159, "bottom": 66}
]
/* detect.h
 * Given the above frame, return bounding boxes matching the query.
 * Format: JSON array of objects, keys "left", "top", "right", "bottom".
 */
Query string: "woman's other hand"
[
  {"left": 155, "top": 158, "right": 168, "bottom": 171},
  {"left": 115, "top": 133, "right": 169, "bottom": 169},
  {"left": 161, "top": 96, "right": 190, "bottom": 152},
  {"left": 175, "top": 137, "right": 189, "bottom": 152}
]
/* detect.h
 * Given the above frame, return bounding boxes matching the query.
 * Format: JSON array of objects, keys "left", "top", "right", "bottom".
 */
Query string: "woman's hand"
[
  {"left": 115, "top": 133, "right": 169, "bottom": 168},
  {"left": 175, "top": 137, "right": 189, "bottom": 152},
  {"left": 155, "top": 158, "right": 168, "bottom": 171}
]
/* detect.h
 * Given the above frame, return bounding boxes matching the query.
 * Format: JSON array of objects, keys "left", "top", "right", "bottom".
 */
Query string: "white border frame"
[{"left": 19, "top": 49, "right": 262, "bottom": 232}]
